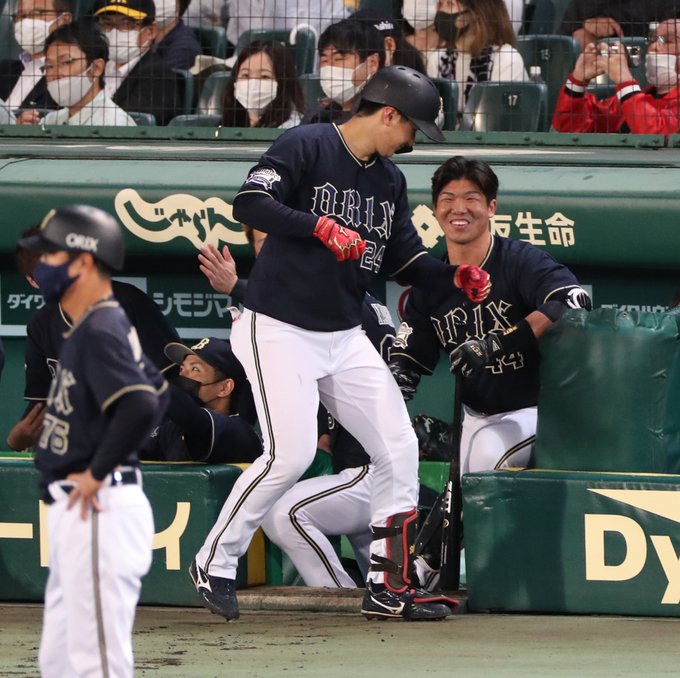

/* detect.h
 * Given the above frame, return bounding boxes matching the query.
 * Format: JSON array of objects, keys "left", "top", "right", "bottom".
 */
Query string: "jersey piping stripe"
[
  {"left": 389, "top": 250, "right": 426, "bottom": 277},
  {"left": 389, "top": 350, "right": 434, "bottom": 375},
  {"left": 479, "top": 234, "right": 495, "bottom": 268},
  {"left": 493, "top": 435, "right": 536, "bottom": 470},
  {"left": 235, "top": 188, "right": 277, "bottom": 201},
  {"left": 63, "top": 300, "right": 120, "bottom": 339},
  {"left": 58, "top": 303, "right": 72, "bottom": 328},
  {"left": 543, "top": 284, "right": 581, "bottom": 303},
  {"left": 101, "top": 380, "right": 168, "bottom": 412},
  {"left": 287, "top": 465, "right": 371, "bottom": 587},
  {"left": 201, "top": 408, "right": 216, "bottom": 461},
  {"left": 204, "top": 311, "right": 276, "bottom": 571},
  {"left": 92, "top": 511, "right": 110, "bottom": 678},
  {"left": 333, "top": 124, "right": 377, "bottom": 168}
]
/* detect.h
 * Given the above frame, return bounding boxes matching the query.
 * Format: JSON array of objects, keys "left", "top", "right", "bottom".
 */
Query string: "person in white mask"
[
  {"left": 402, "top": 0, "right": 441, "bottom": 58},
  {"left": 25, "top": 20, "right": 135, "bottom": 126},
  {"left": 304, "top": 18, "right": 384, "bottom": 124},
  {"left": 153, "top": 0, "right": 201, "bottom": 71},
  {"left": 221, "top": 40, "right": 304, "bottom": 128},
  {"left": 93, "top": 0, "right": 180, "bottom": 125},
  {"left": 553, "top": 17, "right": 680, "bottom": 134},
  {"left": 0, "top": 0, "right": 71, "bottom": 113}
]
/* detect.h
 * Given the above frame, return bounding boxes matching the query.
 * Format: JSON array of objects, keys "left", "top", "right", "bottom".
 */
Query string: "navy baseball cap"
[{"left": 164, "top": 338, "right": 246, "bottom": 383}]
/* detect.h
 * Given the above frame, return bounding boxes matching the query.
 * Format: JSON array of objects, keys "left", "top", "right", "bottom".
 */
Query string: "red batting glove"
[
  {"left": 313, "top": 216, "right": 366, "bottom": 262},
  {"left": 454, "top": 265, "right": 491, "bottom": 303}
]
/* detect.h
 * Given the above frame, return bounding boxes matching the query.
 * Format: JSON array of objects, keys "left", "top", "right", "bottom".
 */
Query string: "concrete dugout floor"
[{"left": 3, "top": 597, "right": 680, "bottom": 677}]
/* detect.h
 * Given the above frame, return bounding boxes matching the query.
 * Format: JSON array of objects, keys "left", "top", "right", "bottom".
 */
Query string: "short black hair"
[
  {"left": 431, "top": 156, "right": 499, "bottom": 204},
  {"left": 318, "top": 18, "right": 386, "bottom": 68}
]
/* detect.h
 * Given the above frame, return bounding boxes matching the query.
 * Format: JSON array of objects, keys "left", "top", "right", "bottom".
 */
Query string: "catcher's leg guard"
[{"left": 363, "top": 510, "right": 458, "bottom": 620}]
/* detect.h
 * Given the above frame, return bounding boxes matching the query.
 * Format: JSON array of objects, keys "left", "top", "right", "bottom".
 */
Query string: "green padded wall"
[{"left": 535, "top": 308, "right": 680, "bottom": 473}]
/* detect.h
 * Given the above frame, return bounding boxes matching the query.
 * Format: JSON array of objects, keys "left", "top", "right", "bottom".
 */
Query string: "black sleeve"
[
  {"left": 231, "top": 278, "right": 248, "bottom": 305},
  {"left": 90, "top": 390, "right": 163, "bottom": 480},
  {"left": 232, "top": 190, "right": 318, "bottom": 237},
  {"left": 392, "top": 252, "right": 456, "bottom": 292},
  {"left": 24, "top": 312, "right": 56, "bottom": 403}
]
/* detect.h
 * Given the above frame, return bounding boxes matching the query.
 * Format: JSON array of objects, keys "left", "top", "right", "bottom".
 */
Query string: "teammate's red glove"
[
  {"left": 454, "top": 265, "right": 491, "bottom": 303},
  {"left": 313, "top": 216, "right": 366, "bottom": 262}
]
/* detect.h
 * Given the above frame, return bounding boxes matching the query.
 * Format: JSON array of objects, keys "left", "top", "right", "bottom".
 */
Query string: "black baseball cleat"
[
  {"left": 361, "top": 581, "right": 456, "bottom": 621},
  {"left": 189, "top": 559, "right": 240, "bottom": 621}
]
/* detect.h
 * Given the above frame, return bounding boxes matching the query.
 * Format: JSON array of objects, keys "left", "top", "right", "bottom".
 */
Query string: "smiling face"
[{"left": 434, "top": 177, "right": 496, "bottom": 247}]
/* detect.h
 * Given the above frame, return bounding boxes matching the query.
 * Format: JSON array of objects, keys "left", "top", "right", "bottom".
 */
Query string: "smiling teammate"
[{"left": 189, "top": 66, "right": 490, "bottom": 622}]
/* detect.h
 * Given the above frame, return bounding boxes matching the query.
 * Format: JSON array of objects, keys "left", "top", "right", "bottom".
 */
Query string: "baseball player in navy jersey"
[
  {"left": 18, "top": 205, "right": 169, "bottom": 678},
  {"left": 387, "top": 156, "right": 591, "bottom": 586},
  {"left": 190, "top": 65, "right": 490, "bottom": 622}
]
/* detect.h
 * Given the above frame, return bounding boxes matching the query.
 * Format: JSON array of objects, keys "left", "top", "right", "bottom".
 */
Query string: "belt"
[{"left": 42, "top": 467, "right": 140, "bottom": 505}]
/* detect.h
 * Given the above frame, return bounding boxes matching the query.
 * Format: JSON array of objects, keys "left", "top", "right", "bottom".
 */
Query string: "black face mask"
[
  {"left": 174, "top": 374, "right": 202, "bottom": 400},
  {"left": 434, "top": 11, "right": 463, "bottom": 44}
]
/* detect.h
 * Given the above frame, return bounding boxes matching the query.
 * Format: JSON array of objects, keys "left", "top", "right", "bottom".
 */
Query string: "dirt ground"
[{"left": 4, "top": 600, "right": 680, "bottom": 677}]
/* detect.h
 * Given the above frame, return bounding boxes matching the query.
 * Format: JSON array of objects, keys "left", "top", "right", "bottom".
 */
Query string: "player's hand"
[
  {"left": 66, "top": 469, "right": 104, "bottom": 521},
  {"left": 453, "top": 265, "right": 491, "bottom": 303},
  {"left": 198, "top": 244, "right": 238, "bottom": 294},
  {"left": 6, "top": 403, "right": 46, "bottom": 451},
  {"left": 450, "top": 335, "right": 504, "bottom": 377},
  {"left": 313, "top": 216, "right": 366, "bottom": 262},
  {"left": 389, "top": 363, "right": 421, "bottom": 401},
  {"left": 573, "top": 43, "right": 603, "bottom": 83}
]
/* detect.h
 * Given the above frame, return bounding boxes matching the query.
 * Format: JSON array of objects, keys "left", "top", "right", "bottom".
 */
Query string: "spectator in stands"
[
  {"left": 19, "top": 20, "right": 136, "bottom": 126},
  {"left": 140, "top": 337, "right": 262, "bottom": 463},
  {"left": 220, "top": 40, "right": 304, "bottom": 128},
  {"left": 427, "top": 0, "right": 527, "bottom": 113},
  {"left": 93, "top": 0, "right": 181, "bottom": 124},
  {"left": 153, "top": 0, "right": 202, "bottom": 70},
  {"left": 0, "top": 0, "right": 72, "bottom": 113},
  {"left": 303, "top": 18, "right": 385, "bottom": 124},
  {"left": 7, "top": 226, "right": 180, "bottom": 451},
  {"left": 561, "top": 0, "right": 677, "bottom": 49},
  {"left": 351, "top": 8, "right": 427, "bottom": 73},
  {"left": 402, "top": 0, "right": 441, "bottom": 59},
  {"left": 552, "top": 17, "right": 680, "bottom": 133}
]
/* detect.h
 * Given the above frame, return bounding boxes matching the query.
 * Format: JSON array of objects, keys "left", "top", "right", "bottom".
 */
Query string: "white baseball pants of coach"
[
  {"left": 39, "top": 483, "right": 154, "bottom": 678},
  {"left": 197, "top": 309, "right": 419, "bottom": 584},
  {"left": 261, "top": 464, "right": 374, "bottom": 587}
]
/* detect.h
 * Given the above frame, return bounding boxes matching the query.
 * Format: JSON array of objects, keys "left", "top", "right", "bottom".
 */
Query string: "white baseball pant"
[
  {"left": 196, "top": 309, "right": 419, "bottom": 584},
  {"left": 39, "top": 480, "right": 153, "bottom": 678}
]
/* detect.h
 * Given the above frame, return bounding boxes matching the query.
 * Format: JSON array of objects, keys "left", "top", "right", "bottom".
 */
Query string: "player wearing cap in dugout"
[
  {"left": 140, "top": 336, "right": 263, "bottom": 463},
  {"left": 18, "top": 205, "right": 169, "bottom": 677},
  {"left": 189, "top": 65, "right": 490, "bottom": 622}
]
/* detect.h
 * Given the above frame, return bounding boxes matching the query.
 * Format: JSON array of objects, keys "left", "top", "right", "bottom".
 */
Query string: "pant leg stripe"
[
  {"left": 288, "top": 465, "right": 370, "bottom": 587},
  {"left": 493, "top": 435, "right": 536, "bottom": 470},
  {"left": 205, "top": 311, "right": 277, "bottom": 570},
  {"left": 92, "top": 510, "right": 110, "bottom": 678}
]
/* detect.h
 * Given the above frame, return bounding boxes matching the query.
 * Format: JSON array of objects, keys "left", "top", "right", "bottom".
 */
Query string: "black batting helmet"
[
  {"left": 359, "top": 65, "right": 445, "bottom": 142},
  {"left": 18, "top": 205, "right": 125, "bottom": 271}
]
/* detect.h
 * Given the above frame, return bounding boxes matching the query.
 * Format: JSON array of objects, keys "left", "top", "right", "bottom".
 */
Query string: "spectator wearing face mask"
[
  {"left": 25, "top": 20, "right": 136, "bottom": 126},
  {"left": 153, "top": 0, "right": 201, "bottom": 71},
  {"left": 93, "top": 0, "right": 181, "bottom": 125},
  {"left": 303, "top": 18, "right": 385, "bottom": 124},
  {"left": 221, "top": 40, "right": 304, "bottom": 128},
  {"left": 0, "top": 0, "right": 72, "bottom": 113},
  {"left": 427, "top": 0, "right": 526, "bottom": 113},
  {"left": 553, "top": 17, "right": 680, "bottom": 133}
]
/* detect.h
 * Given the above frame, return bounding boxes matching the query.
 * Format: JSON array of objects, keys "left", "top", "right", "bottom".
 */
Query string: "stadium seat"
[
  {"left": 516, "top": 34, "right": 580, "bottom": 120},
  {"left": 128, "top": 111, "right": 157, "bottom": 125},
  {"left": 298, "top": 73, "right": 324, "bottom": 113},
  {"left": 192, "top": 26, "right": 229, "bottom": 59},
  {"left": 173, "top": 68, "right": 195, "bottom": 115},
  {"left": 459, "top": 81, "right": 549, "bottom": 132},
  {"left": 0, "top": 10, "right": 19, "bottom": 61},
  {"left": 432, "top": 77, "right": 459, "bottom": 131},
  {"left": 235, "top": 27, "right": 317, "bottom": 76},
  {"left": 195, "top": 70, "right": 230, "bottom": 115},
  {"left": 168, "top": 113, "right": 221, "bottom": 126}
]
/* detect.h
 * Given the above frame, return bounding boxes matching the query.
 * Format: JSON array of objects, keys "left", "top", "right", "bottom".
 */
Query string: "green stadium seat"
[
  {"left": 191, "top": 25, "right": 229, "bottom": 59},
  {"left": 0, "top": 10, "right": 19, "bottom": 61},
  {"left": 521, "top": 0, "right": 572, "bottom": 35},
  {"left": 298, "top": 73, "right": 324, "bottom": 113},
  {"left": 195, "top": 70, "right": 230, "bottom": 115},
  {"left": 168, "top": 113, "right": 221, "bottom": 126},
  {"left": 432, "top": 77, "right": 459, "bottom": 131},
  {"left": 173, "top": 68, "right": 195, "bottom": 115},
  {"left": 459, "top": 81, "right": 549, "bottom": 132},
  {"left": 516, "top": 34, "right": 581, "bottom": 120},
  {"left": 236, "top": 27, "right": 317, "bottom": 76},
  {"left": 128, "top": 111, "right": 157, "bottom": 125}
]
